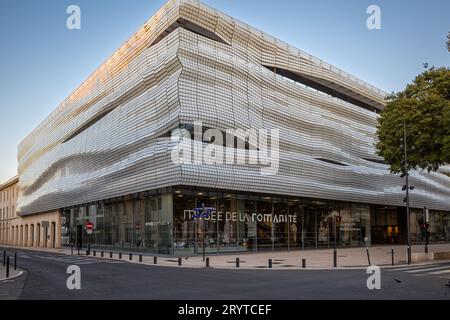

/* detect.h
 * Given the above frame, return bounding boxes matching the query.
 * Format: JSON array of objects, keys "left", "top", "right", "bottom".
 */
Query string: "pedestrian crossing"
[
  {"left": 385, "top": 263, "right": 450, "bottom": 279},
  {"left": 20, "top": 253, "right": 123, "bottom": 265}
]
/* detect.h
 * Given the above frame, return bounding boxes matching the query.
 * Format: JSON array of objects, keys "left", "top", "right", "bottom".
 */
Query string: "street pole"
[
  {"left": 403, "top": 120, "right": 412, "bottom": 265},
  {"left": 202, "top": 204, "right": 206, "bottom": 262},
  {"left": 333, "top": 215, "right": 337, "bottom": 268},
  {"left": 424, "top": 207, "right": 429, "bottom": 254},
  {"left": 203, "top": 221, "right": 206, "bottom": 262},
  {"left": 88, "top": 234, "right": 91, "bottom": 256}
]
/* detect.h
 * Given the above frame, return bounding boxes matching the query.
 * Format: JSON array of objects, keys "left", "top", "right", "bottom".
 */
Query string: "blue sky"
[{"left": 0, "top": 0, "right": 449, "bottom": 182}]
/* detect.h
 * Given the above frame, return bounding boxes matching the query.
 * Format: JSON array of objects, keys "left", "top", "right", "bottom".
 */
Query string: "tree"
[
  {"left": 376, "top": 67, "right": 450, "bottom": 173},
  {"left": 447, "top": 32, "right": 450, "bottom": 52}
]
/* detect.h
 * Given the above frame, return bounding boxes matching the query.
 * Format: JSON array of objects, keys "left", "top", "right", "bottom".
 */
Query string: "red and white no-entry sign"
[{"left": 86, "top": 222, "right": 94, "bottom": 235}]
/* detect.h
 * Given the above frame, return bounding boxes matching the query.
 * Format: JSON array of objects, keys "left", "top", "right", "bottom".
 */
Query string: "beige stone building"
[{"left": 0, "top": 176, "right": 61, "bottom": 249}]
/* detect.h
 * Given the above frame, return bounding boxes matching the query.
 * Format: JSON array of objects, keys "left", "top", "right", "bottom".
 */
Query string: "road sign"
[
  {"left": 86, "top": 222, "right": 94, "bottom": 235},
  {"left": 86, "top": 222, "right": 94, "bottom": 230}
]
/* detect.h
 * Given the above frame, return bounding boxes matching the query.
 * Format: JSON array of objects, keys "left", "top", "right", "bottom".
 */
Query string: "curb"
[
  {"left": 0, "top": 270, "right": 24, "bottom": 283},
  {"left": 2, "top": 245, "right": 449, "bottom": 272}
]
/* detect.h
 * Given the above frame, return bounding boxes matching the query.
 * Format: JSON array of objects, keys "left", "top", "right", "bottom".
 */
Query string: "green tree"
[
  {"left": 376, "top": 67, "right": 450, "bottom": 173},
  {"left": 447, "top": 32, "right": 450, "bottom": 52}
]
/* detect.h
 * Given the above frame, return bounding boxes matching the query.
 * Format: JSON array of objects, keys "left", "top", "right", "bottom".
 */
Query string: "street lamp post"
[{"left": 401, "top": 120, "right": 414, "bottom": 265}]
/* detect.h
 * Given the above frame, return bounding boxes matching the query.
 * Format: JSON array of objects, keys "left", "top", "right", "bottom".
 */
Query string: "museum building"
[{"left": 11, "top": 0, "right": 449, "bottom": 254}]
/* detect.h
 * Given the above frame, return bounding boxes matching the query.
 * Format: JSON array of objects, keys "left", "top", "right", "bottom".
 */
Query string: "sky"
[{"left": 0, "top": 0, "right": 449, "bottom": 183}]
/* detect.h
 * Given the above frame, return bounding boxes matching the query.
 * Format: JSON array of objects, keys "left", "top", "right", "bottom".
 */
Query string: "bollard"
[
  {"left": 14, "top": 252, "right": 17, "bottom": 270},
  {"left": 236, "top": 258, "right": 240, "bottom": 268},
  {"left": 178, "top": 257, "right": 182, "bottom": 266},
  {"left": 129, "top": 253, "right": 133, "bottom": 261},
  {"left": 71, "top": 245, "right": 74, "bottom": 256},
  {"left": 6, "top": 256, "right": 10, "bottom": 278},
  {"left": 77, "top": 248, "right": 80, "bottom": 256},
  {"left": 391, "top": 249, "right": 395, "bottom": 266},
  {"left": 3, "top": 250, "right": 6, "bottom": 266},
  {"left": 139, "top": 255, "right": 143, "bottom": 262},
  {"left": 93, "top": 250, "right": 96, "bottom": 257},
  {"left": 366, "top": 248, "right": 371, "bottom": 266},
  {"left": 101, "top": 251, "right": 104, "bottom": 258},
  {"left": 333, "top": 249, "right": 337, "bottom": 268},
  {"left": 86, "top": 250, "right": 90, "bottom": 256},
  {"left": 154, "top": 256, "right": 157, "bottom": 265},
  {"left": 407, "top": 246, "right": 411, "bottom": 265},
  {"left": 268, "top": 259, "right": 272, "bottom": 269},
  {"left": 206, "top": 257, "right": 210, "bottom": 268},
  {"left": 119, "top": 252, "right": 122, "bottom": 260},
  {"left": 110, "top": 252, "right": 113, "bottom": 259},
  {"left": 302, "top": 258, "right": 306, "bottom": 269}
]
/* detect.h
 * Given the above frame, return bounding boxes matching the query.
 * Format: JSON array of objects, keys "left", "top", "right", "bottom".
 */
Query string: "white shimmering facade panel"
[{"left": 18, "top": 0, "right": 450, "bottom": 215}]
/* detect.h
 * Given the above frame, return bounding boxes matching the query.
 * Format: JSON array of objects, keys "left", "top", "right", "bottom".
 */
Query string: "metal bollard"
[
  {"left": 129, "top": 253, "right": 133, "bottom": 261},
  {"left": 101, "top": 251, "right": 104, "bottom": 258},
  {"left": 407, "top": 246, "right": 411, "bottom": 265},
  {"left": 206, "top": 257, "right": 210, "bottom": 268},
  {"left": 6, "top": 256, "right": 10, "bottom": 278},
  {"left": 71, "top": 245, "right": 74, "bottom": 256},
  {"left": 14, "top": 252, "right": 17, "bottom": 270},
  {"left": 110, "top": 252, "right": 113, "bottom": 259},
  {"left": 366, "top": 248, "right": 371, "bottom": 266},
  {"left": 139, "top": 255, "right": 143, "bottom": 262},
  {"left": 178, "top": 257, "right": 182, "bottom": 266},
  {"left": 302, "top": 258, "right": 306, "bottom": 269},
  {"left": 268, "top": 259, "right": 272, "bottom": 269},
  {"left": 391, "top": 249, "right": 395, "bottom": 266},
  {"left": 119, "top": 252, "right": 122, "bottom": 260},
  {"left": 3, "top": 250, "right": 6, "bottom": 266},
  {"left": 77, "top": 248, "right": 80, "bottom": 256},
  {"left": 333, "top": 249, "right": 337, "bottom": 268},
  {"left": 236, "top": 258, "right": 240, "bottom": 268},
  {"left": 154, "top": 256, "right": 157, "bottom": 265},
  {"left": 93, "top": 250, "right": 96, "bottom": 257}
]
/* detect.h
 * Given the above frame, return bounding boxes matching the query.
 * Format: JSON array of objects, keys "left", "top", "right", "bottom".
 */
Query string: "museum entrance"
[{"left": 371, "top": 206, "right": 406, "bottom": 245}]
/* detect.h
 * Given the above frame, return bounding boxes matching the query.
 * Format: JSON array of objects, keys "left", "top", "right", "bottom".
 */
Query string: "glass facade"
[
  {"left": 173, "top": 189, "right": 377, "bottom": 254},
  {"left": 61, "top": 192, "right": 173, "bottom": 254},
  {"left": 60, "top": 187, "right": 450, "bottom": 255}
]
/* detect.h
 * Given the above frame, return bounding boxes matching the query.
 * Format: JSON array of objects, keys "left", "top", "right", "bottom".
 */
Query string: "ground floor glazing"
[{"left": 60, "top": 187, "right": 450, "bottom": 255}]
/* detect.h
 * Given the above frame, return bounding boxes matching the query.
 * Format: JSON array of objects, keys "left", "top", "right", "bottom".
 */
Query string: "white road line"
[
  {"left": 386, "top": 265, "right": 446, "bottom": 272},
  {"left": 427, "top": 269, "right": 450, "bottom": 275},
  {"left": 406, "top": 266, "right": 450, "bottom": 273}
]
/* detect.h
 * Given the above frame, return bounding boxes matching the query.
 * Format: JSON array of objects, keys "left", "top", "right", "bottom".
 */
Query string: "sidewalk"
[
  {"left": 0, "top": 263, "right": 22, "bottom": 281},
  {"left": 2, "top": 243, "right": 449, "bottom": 270}
]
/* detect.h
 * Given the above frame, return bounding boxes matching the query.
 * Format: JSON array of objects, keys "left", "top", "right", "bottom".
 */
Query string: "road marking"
[
  {"left": 22, "top": 253, "right": 122, "bottom": 265},
  {"left": 427, "top": 269, "right": 450, "bottom": 275},
  {"left": 406, "top": 266, "right": 450, "bottom": 273},
  {"left": 386, "top": 264, "right": 446, "bottom": 272}
]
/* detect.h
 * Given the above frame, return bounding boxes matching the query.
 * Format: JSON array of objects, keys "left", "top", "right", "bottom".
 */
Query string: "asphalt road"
[{"left": 1, "top": 247, "right": 449, "bottom": 300}]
